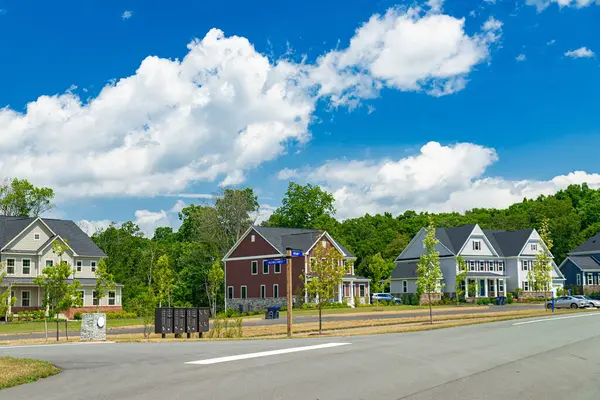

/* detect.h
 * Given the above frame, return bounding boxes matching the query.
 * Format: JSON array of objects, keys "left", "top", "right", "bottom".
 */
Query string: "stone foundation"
[
  {"left": 227, "top": 298, "right": 289, "bottom": 312},
  {"left": 80, "top": 313, "right": 107, "bottom": 341},
  {"left": 520, "top": 291, "right": 550, "bottom": 299},
  {"left": 419, "top": 293, "right": 442, "bottom": 305},
  {"left": 584, "top": 285, "right": 600, "bottom": 294}
]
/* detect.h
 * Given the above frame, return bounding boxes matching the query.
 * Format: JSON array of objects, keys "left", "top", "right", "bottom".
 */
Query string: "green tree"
[
  {"left": 367, "top": 253, "right": 393, "bottom": 294},
  {"left": 206, "top": 260, "right": 224, "bottom": 317},
  {"left": 266, "top": 182, "right": 335, "bottom": 228},
  {"left": 0, "top": 178, "right": 54, "bottom": 216},
  {"left": 416, "top": 219, "right": 444, "bottom": 324},
  {"left": 94, "top": 259, "right": 116, "bottom": 311},
  {"left": 455, "top": 256, "right": 468, "bottom": 304},
  {"left": 302, "top": 245, "right": 346, "bottom": 334},
  {"left": 534, "top": 218, "right": 554, "bottom": 302},
  {"left": 33, "top": 241, "right": 83, "bottom": 341},
  {"left": 154, "top": 255, "right": 174, "bottom": 308},
  {"left": 0, "top": 262, "right": 16, "bottom": 320}
]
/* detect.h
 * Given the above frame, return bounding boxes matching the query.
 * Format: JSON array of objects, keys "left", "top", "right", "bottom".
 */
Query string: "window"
[
  {"left": 241, "top": 286, "right": 247, "bottom": 299},
  {"left": 93, "top": 291, "right": 99, "bottom": 306},
  {"left": 498, "top": 261, "right": 504, "bottom": 272},
  {"left": 322, "top": 240, "right": 327, "bottom": 248},
  {"left": 260, "top": 285, "right": 266, "bottom": 298},
  {"left": 108, "top": 291, "right": 116, "bottom": 305},
  {"left": 76, "top": 261, "right": 82, "bottom": 272},
  {"left": 587, "top": 274, "right": 594, "bottom": 285},
  {"left": 522, "top": 261, "right": 529, "bottom": 271},
  {"left": 489, "top": 262, "right": 495, "bottom": 272},
  {"left": 22, "top": 259, "right": 31, "bottom": 275},
  {"left": 91, "top": 261, "right": 96, "bottom": 272},
  {"left": 34, "top": 233, "right": 40, "bottom": 240},
  {"left": 499, "top": 280, "right": 505, "bottom": 293},
  {"left": 227, "top": 286, "right": 234, "bottom": 299},
  {"left": 473, "top": 241, "right": 481, "bottom": 251},
  {"left": 469, "top": 261, "right": 476, "bottom": 271},
  {"left": 274, "top": 263, "right": 281, "bottom": 274},
  {"left": 359, "top": 284, "right": 366, "bottom": 297},
  {"left": 6, "top": 259, "right": 15, "bottom": 274},
  {"left": 523, "top": 281, "right": 530, "bottom": 291},
  {"left": 577, "top": 274, "right": 581, "bottom": 285},
  {"left": 46, "top": 260, "right": 53, "bottom": 268},
  {"left": 7, "top": 291, "right": 15, "bottom": 305},
  {"left": 402, "top": 280, "right": 408, "bottom": 293},
  {"left": 479, "top": 261, "right": 485, "bottom": 271},
  {"left": 263, "top": 262, "right": 269, "bottom": 274},
  {"left": 273, "top": 284, "right": 279, "bottom": 298},
  {"left": 21, "top": 291, "right": 31, "bottom": 307},
  {"left": 531, "top": 244, "right": 538, "bottom": 251},
  {"left": 251, "top": 234, "right": 255, "bottom": 243},
  {"left": 250, "top": 261, "right": 258, "bottom": 275}
]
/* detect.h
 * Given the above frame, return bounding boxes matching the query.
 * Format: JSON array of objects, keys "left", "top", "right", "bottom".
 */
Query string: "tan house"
[{"left": 1, "top": 216, "right": 123, "bottom": 318}]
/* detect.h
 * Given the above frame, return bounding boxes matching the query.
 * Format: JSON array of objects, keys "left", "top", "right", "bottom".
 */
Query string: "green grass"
[
  {"left": 0, "top": 357, "right": 60, "bottom": 389},
  {"left": 0, "top": 318, "right": 144, "bottom": 336},
  {"left": 276, "top": 303, "right": 482, "bottom": 317}
]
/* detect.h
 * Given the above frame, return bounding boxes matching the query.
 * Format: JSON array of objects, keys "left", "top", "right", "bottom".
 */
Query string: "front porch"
[
  {"left": 465, "top": 275, "right": 509, "bottom": 298},
  {"left": 338, "top": 278, "right": 370, "bottom": 307}
]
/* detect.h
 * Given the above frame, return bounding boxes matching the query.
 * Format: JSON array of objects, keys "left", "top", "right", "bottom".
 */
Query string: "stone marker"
[{"left": 80, "top": 313, "right": 107, "bottom": 341}]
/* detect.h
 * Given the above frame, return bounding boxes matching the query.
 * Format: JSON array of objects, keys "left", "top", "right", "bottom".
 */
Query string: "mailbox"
[
  {"left": 198, "top": 307, "right": 210, "bottom": 333},
  {"left": 186, "top": 308, "right": 198, "bottom": 333},
  {"left": 154, "top": 308, "right": 174, "bottom": 334},
  {"left": 173, "top": 308, "right": 186, "bottom": 334}
]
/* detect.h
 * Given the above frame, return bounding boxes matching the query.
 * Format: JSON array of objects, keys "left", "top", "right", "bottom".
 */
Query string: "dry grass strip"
[{"left": 0, "top": 357, "right": 60, "bottom": 389}]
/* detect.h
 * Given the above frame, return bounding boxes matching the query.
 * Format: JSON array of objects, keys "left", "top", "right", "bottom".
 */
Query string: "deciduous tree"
[
  {"left": 94, "top": 259, "right": 116, "bottom": 311},
  {"left": 455, "top": 256, "right": 468, "bottom": 304},
  {"left": 154, "top": 255, "right": 174, "bottom": 308},
  {"left": 266, "top": 182, "right": 335, "bottom": 229},
  {"left": 534, "top": 218, "right": 554, "bottom": 302},
  {"left": 0, "top": 262, "right": 16, "bottom": 320},
  {"left": 416, "top": 219, "right": 444, "bottom": 324},
  {"left": 206, "top": 260, "right": 224, "bottom": 318},
  {"left": 0, "top": 178, "right": 54, "bottom": 217}
]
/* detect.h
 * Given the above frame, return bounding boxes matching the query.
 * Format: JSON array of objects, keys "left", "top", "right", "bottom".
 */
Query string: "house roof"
[
  {"left": 568, "top": 256, "right": 600, "bottom": 271},
  {"left": 253, "top": 226, "right": 355, "bottom": 257},
  {"left": 482, "top": 229, "right": 534, "bottom": 257},
  {"left": 436, "top": 224, "right": 477, "bottom": 254},
  {"left": 0, "top": 216, "right": 106, "bottom": 257},
  {"left": 570, "top": 232, "right": 600, "bottom": 254},
  {"left": 391, "top": 261, "right": 419, "bottom": 279},
  {"left": 1, "top": 276, "right": 123, "bottom": 287}
]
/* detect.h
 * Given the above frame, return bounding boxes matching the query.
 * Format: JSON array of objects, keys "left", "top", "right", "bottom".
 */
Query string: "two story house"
[
  {"left": 391, "top": 224, "right": 565, "bottom": 299},
  {"left": 559, "top": 232, "right": 600, "bottom": 293},
  {"left": 0, "top": 216, "right": 123, "bottom": 318},
  {"left": 222, "top": 226, "right": 369, "bottom": 311}
]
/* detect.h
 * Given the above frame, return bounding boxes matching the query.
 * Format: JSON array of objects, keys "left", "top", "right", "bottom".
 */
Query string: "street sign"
[
  {"left": 265, "top": 258, "right": 287, "bottom": 265},
  {"left": 291, "top": 250, "right": 303, "bottom": 257}
]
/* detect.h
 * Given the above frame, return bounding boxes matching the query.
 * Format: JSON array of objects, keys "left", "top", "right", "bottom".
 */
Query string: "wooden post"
[{"left": 286, "top": 248, "right": 293, "bottom": 338}]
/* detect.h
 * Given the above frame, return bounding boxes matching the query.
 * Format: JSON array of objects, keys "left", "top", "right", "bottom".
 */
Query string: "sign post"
[{"left": 285, "top": 248, "right": 303, "bottom": 338}]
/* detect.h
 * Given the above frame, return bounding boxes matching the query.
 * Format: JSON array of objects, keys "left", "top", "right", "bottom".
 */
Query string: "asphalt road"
[
  {"left": 2, "top": 310, "right": 600, "bottom": 400},
  {"left": 0, "top": 304, "right": 542, "bottom": 341}
]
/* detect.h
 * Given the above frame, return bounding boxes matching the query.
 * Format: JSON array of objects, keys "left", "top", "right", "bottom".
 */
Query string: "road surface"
[
  {"left": 3, "top": 311, "right": 599, "bottom": 400},
  {"left": 0, "top": 304, "right": 542, "bottom": 341}
]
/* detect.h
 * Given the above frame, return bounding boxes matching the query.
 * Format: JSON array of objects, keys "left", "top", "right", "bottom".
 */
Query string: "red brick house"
[{"left": 222, "top": 226, "right": 370, "bottom": 311}]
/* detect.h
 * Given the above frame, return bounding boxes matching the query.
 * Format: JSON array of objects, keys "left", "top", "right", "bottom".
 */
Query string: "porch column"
[
  {"left": 350, "top": 282, "right": 355, "bottom": 305},
  {"left": 503, "top": 279, "right": 507, "bottom": 296},
  {"left": 338, "top": 283, "right": 343, "bottom": 303},
  {"left": 484, "top": 278, "right": 488, "bottom": 297},
  {"left": 465, "top": 279, "right": 468, "bottom": 298}
]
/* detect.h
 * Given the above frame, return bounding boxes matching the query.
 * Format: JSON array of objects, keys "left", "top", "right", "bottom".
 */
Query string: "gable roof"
[
  {"left": 438, "top": 224, "right": 477, "bottom": 254},
  {"left": 570, "top": 232, "right": 600, "bottom": 254},
  {"left": 0, "top": 216, "right": 105, "bottom": 257},
  {"left": 568, "top": 256, "right": 600, "bottom": 271},
  {"left": 252, "top": 226, "right": 355, "bottom": 257},
  {"left": 482, "top": 229, "right": 534, "bottom": 257}
]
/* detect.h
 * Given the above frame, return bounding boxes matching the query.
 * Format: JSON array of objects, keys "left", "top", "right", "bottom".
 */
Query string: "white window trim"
[
  {"left": 273, "top": 284, "right": 279, "bottom": 298},
  {"left": 241, "top": 285, "right": 248, "bottom": 299},
  {"left": 473, "top": 241, "right": 481, "bottom": 251},
  {"left": 21, "top": 290, "right": 31, "bottom": 307},
  {"left": 531, "top": 244, "right": 538, "bottom": 251},
  {"left": 522, "top": 260, "right": 528, "bottom": 271},
  {"left": 322, "top": 240, "right": 327, "bottom": 248},
  {"left": 274, "top": 263, "right": 281, "bottom": 274},
  {"left": 587, "top": 274, "right": 594, "bottom": 285},
  {"left": 523, "top": 281, "right": 530, "bottom": 291},
  {"left": 263, "top": 262, "right": 269, "bottom": 275},
  {"left": 108, "top": 291, "right": 116, "bottom": 305},
  {"left": 260, "top": 284, "right": 266, "bottom": 299},
  {"left": 227, "top": 286, "right": 234, "bottom": 299},
  {"left": 34, "top": 233, "right": 40, "bottom": 240},
  {"left": 45, "top": 259, "right": 54, "bottom": 268},
  {"left": 92, "top": 291, "right": 99, "bottom": 306},
  {"left": 576, "top": 274, "right": 581, "bottom": 285},
  {"left": 76, "top": 260, "right": 82, "bottom": 272},
  {"left": 250, "top": 234, "right": 256, "bottom": 243},
  {"left": 6, "top": 258, "right": 15, "bottom": 274},
  {"left": 21, "top": 258, "right": 31, "bottom": 275},
  {"left": 91, "top": 261, "right": 97, "bottom": 272},
  {"left": 251, "top": 260, "right": 258, "bottom": 275},
  {"left": 402, "top": 280, "right": 408, "bottom": 293},
  {"left": 78, "top": 290, "right": 85, "bottom": 306},
  {"left": 359, "top": 284, "right": 365, "bottom": 297}
]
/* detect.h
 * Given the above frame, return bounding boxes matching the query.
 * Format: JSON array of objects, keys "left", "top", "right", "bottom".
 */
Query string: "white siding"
[
  {"left": 72, "top": 257, "right": 101, "bottom": 279},
  {"left": 460, "top": 226, "right": 497, "bottom": 257},
  {"left": 1, "top": 254, "right": 39, "bottom": 278},
  {"left": 40, "top": 244, "right": 74, "bottom": 271},
  {"left": 390, "top": 279, "right": 418, "bottom": 294},
  {"left": 8, "top": 222, "right": 53, "bottom": 251},
  {"left": 520, "top": 231, "right": 542, "bottom": 256},
  {"left": 78, "top": 286, "right": 122, "bottom": 306},
  {"left": 399, "top": 229, "right": 453, "bottom": 260}
]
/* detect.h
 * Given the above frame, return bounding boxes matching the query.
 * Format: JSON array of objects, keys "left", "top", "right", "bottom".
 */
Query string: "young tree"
[
  {"left": 154, "top": 255, "right": 175, "bottom": 308},
  {"left": 302, "top": 245, "right": 346, "bottom": 334},
  {"left": 367, "top": 253, "right": 390, "bottom": 294},
  {"left": 94, "top": 259, "right": 116, "bottom": 312},
  {"left": 0, "top": 178, "right": 54, "bottom": 216},
  {"left": 0, "top": 262, "right": 16, "bottom": 320},
  {"left": 416, "top": 219, "right": 444, "bottom": 324},
  {"left": 455, "top": 256, "right": 468, "bottom": 305},
  {"left": 534, "top": 218, "right": 554, "bottom": 303},
  {"left": 206, "top": 260, "right": 224, "bottom": 317},
  {"left": 33, "top": 241, "right": 83, "bottom": 341}
]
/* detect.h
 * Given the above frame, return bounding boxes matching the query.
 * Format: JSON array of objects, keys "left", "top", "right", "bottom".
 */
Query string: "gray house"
[{"left": 559, "top": 232, "right": 600, "bottom": 293}]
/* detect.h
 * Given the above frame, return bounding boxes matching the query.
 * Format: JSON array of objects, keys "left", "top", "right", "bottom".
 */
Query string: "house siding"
[
  {"left": 7, "top": 222, "right": 53, "bottom": 251},
  {"left": 72, "top": 257, "right": 102, "bottom": 279},
  {"left": 400, "top": 229, "right": 454, "bottom": 259},
  {"left": 228, "top": 229, "right": 280, "bottom": 259},
  {"left": 390, "top": 279, "right": 417, "bottom": 295},
  {"left": 1, "top": 254, "right": 39, "bottom": 278}
]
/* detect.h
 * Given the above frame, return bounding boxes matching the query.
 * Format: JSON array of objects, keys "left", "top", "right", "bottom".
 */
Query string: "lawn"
[
  {"left": 0, "top": 357, "right": 60, "bottom": 389},
  {"left": 0, "top": 318, "right": 144, "bottom": 336},
  {"left": 278, "top": 303, "right": 482, "bottom": 317}
]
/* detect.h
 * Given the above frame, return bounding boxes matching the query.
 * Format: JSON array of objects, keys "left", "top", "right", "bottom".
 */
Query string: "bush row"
[{"left": 73, "top": 311, "right": 137, "bottom": 320}]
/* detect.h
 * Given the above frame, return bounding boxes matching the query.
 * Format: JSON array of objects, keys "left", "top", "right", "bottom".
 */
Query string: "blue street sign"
[
  {"left": 265, "top": 259, "right": 287, "bottom": 265},
  {"left": 291, "top": 250, "right": 303, "bottom": 257}
]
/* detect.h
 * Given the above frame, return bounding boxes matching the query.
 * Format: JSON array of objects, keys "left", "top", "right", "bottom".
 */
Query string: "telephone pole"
[{"left": 286, "top": 248, "right": 293, "bottom": 337}]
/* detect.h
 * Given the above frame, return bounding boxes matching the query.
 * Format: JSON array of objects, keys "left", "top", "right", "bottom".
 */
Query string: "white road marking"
[
  {"left": 186, "top": 342, "right": 351, "bottom": 365},
  {"left": 513, "top": 312, "right": 600, "bottom": 326},
  {"left": 0, "top": 341, "right": 116, "bottom": 350}
]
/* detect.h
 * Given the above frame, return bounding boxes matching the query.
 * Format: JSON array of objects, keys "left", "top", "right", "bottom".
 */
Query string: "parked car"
[
  {"left": 578, "top": 295, "right": 600, "bottom": 308},
  {"left": 371, "top": 293, "right": 402, "bottom": 304},
  {"left": 546, "top": 295, "right": 588, "bottom": 309},
  {"left": 589, "top": 295, "right": 600, "bottom": 301},
  {"left": 572, "top": 295, "right": 595, "bottom": 307}
]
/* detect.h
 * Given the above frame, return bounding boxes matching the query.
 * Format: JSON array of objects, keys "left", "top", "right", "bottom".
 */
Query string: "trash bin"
[
  {"left": 495, "top": 296, "right": 501, "bottom": 306},
  {"left": 265, "top": 306, "right": 281, "bottom": 320}
]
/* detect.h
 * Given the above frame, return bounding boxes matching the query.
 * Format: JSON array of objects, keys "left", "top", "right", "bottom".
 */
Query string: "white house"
[{"left": 391, "top": 224, "right": 565, "bottom": 298}]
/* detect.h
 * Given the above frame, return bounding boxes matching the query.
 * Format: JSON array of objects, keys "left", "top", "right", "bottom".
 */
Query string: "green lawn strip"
[
  {"left": 0, "top": 318, "right": 144, "bottom": 336},
  {"left": 0, "top": 357, "right": 60, "bottom": 389},
  {"left": 278, "top": 304, "right": 483, "bottom": 317}
]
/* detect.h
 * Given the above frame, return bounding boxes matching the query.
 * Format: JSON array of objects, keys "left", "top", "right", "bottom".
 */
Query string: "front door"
[{"left": 480, "top": 280, "right": 485, "bottom": 297}]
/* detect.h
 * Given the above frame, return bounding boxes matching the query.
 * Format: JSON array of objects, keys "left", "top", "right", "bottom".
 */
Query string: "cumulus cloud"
[
  {"left": 516, "top": 54, "right": 526, "bottom": 62},
  {"left": 122, "top": 10, "right": 133, "bottom": 20},
  {"left": 0, "top": 8, "right": 501, "bottom": 202},
  {"left": 527, "top": 0, "right": 598, "bottom": 11},
  {"left": 564, "top": 47, "right": 595, "bottom": 58},
  {"left": 277, "top": 142, "right": 600, "bottom": 219}
]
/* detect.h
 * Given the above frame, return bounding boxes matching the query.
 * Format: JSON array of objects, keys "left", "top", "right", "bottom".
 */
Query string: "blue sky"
[{"left": 0, "top": 0, "right": 599, "bottom": 236}]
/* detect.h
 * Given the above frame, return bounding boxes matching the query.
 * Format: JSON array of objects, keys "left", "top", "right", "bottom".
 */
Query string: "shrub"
[
  {"left": 73, "top": 312, "right": 82, "bottom": 320},
  {"left": 105, "top": 311, "right": 137, "bottom": 319}
]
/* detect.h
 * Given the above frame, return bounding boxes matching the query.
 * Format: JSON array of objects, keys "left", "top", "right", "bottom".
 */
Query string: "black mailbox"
[
  {"left": 154, "top": 308, "right": 174, "bottom": 334},
  {"left": 173, "top": 308, "right": 186, "bottom": 334},
  {"left": 186, "top": 308, "right": 198, "bottom": 333},
  {"left": 198, "top": 307, "right": 210, "bottom": 333}
]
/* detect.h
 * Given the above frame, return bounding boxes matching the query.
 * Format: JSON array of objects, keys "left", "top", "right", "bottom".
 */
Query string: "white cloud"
[
  {"left": 484, "top": 0, "right": 496, "bottom": 3},
  {"left": 278, "top": 142, "right": 600, "bottom": 219},
  {"left": 122, "top": 10, "right": 133, "bottom": 20},
  {"left": 169, "top": 199, "right": 186, "bottom": 213},
  {"left": 78, "top": 219, "right": 114, "bottom": 236},
  {"left": 564, "top": 47, "right": 595, "bottom": 58},
  {"left": 1, "top": 8, "right": 502, "bottom": 202},
  {"left": 426, "top": 0, "right": 445, "bottom": 13},
  {"left": 277, "top": 168, "right": 300, "bottom": 180},
  {"left": 516, "top": 53, "right": 526, "bottom": 62},
  {"left": 547, "top": 39, "right": 556, "bottom": 46},
  {"left": 163, "top": 193, "right": 214, "bottom": 199},
  {"left": 527, "top": 0, "right": 598, "bottom": 11}
]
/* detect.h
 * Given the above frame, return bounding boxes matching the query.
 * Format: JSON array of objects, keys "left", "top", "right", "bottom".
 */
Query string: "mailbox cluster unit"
[{"left": 155, "top": 307, "right": 210, "bottom": 338}]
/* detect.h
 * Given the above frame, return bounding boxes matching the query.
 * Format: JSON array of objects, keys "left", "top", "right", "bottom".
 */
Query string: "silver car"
[
  {"left": 575, "top": 295, "right": 600, "bottom": 308},
  {"left": 546, "top": 296, "right": 588, "bottom": 309}
]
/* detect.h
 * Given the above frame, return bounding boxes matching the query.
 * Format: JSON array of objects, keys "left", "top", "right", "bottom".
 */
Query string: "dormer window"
[
  {"left": 473, "top": 241, "right": 481, "bottom": 251},
  {"left": 531, "top": 244, "right": 538, "bottom": 251},
  {"left": 322, "top": 240, "right": 327, "bottom": 248},
  {"left": 250, "top": 234, "right": 255, "bottom": 243},
  {"left": 34, "top": 233, "right": 40, "bottom": 240}
]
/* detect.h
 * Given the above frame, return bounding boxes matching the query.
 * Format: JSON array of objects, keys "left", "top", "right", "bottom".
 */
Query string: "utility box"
[
  {"left": 198, "top": 307, "right": 210, "bottom": 333},
  {"left": 173, "top": 308, "right": 186, "bottom": 335},
  {"left": 154, "top": 308, "right": 174, "bottom": 334},
  {"left": 186, "top": 308, "right": 198, "bottom": 333}
]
